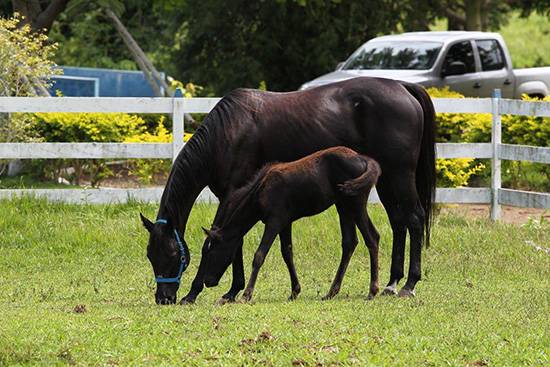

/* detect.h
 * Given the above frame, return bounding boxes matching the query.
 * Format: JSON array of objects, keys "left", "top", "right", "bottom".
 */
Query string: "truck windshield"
[{"left": 343, "top": 41, "right": 442, "bottom": 70}]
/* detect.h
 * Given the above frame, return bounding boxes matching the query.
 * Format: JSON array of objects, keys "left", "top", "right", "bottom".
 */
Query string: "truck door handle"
[
  {"left": 473, "top": 82, "right": 481, "bottom": 89},
  {"left": 503, "top": 79, "right": 511, "bottom": 85}
]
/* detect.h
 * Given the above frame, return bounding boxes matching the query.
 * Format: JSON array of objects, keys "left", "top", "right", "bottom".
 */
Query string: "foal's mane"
[{"left": 161, "top": 89, "right": 263, "bottom": 222}]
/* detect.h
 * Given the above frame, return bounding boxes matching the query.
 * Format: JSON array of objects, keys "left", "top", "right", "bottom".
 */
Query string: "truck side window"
[
  {"left": 442, "top": 41, "right": 475, "bottom": 74},
  {"left": 476, "top": 40, "right": 505, "bottom": 71}
]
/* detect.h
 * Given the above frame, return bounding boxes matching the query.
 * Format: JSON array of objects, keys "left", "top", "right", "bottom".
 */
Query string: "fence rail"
[{"left": 1, "top": 93, "right": 549, "bottom": 219}]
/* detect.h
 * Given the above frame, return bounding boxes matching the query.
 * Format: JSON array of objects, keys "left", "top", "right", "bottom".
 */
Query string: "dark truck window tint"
[
  {"left": 442, "top": 41, "right": 476, "bottom": 74},
  {"left": 476, "top": 40, "right": 506, "bottom": 71},
  {"left": 342, "top": 41, "right": 442, "bottom": 70}
]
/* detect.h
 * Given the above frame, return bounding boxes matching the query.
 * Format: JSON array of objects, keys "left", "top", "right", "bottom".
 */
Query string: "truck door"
[
  {"left": 440, "top": 41, "right": 479, "bottom": 97},
  {"left": 474, "top": 39, "right": 514, "bottom": 98}
]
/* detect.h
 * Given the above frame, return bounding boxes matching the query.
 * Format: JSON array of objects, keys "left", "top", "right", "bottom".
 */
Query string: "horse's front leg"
[
  {"left": 241, "top": 223, "right": 280, "bottom": 302},
  {"left": 217, "top": 241, "right": 245, "bottom": 305},
  {"left": 179, "top": 254, "right": 206, "bottom": 304}
]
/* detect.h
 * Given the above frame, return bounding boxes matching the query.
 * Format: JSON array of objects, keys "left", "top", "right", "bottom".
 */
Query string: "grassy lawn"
[{"left": 0, "top": 199, "right": 548, "bottom": 366}]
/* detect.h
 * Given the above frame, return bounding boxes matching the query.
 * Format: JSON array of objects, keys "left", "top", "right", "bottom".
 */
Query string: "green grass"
[
  {"left": 0, "top": 175, "right": 78, "bottom": 189},
  {"left": 0, "top": 199, "right": 549, "bottom": 366}
]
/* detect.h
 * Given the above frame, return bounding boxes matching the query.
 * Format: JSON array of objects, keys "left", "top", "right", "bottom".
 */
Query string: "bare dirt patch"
[{"left": 439, "top": 204, "right": 549, "bottom": 224}]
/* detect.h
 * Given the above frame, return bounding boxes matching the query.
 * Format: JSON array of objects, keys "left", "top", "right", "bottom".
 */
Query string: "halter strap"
[{"left": 154, "top": 219, "right": 187, "bottom": 284}]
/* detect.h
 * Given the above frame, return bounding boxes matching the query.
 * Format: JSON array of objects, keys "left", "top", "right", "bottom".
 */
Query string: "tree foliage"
[
  {"left": 173, "top": 0, "right": 439, "bottom": 93},
  {"left": 0, "top": 14, "right": 59, "bottom": 97}
]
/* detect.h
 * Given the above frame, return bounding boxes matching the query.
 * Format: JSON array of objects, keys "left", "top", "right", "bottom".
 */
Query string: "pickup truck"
[{"left": 299, "top": 31, "right": 550, "bottom": 98}]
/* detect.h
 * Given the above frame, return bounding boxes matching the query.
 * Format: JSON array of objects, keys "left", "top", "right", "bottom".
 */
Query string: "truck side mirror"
[{"left": 442, "top": 61, "right": 467, "bottom": 77}]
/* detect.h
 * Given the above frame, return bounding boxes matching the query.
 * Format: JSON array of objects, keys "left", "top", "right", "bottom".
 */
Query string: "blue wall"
[{"left": 50, "top": 66, "right": 165, "bottom": 97}]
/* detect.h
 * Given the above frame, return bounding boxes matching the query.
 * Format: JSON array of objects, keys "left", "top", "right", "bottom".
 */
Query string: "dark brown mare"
[
  {"left": 140, "top": 77, "right": 436, "bottom": 305},
  {"left": 201, "top": 147, "right": 381, "bottom": 302}
]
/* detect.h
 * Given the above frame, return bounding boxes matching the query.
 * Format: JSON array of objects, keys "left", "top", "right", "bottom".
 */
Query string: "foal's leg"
[
  {"left": 241, "top": 223, "right": 281, "bottom": 302},
  {"left": 217, "top": 241, "right": 245, "bottom": 304},
  {"left": 280, "top": 225, "right": 301, "bottom": 300},
  {"left": 323, "top": 204, "right": 358, "bottom": 300},
  {"left": 354, "top": 203, "right": 380, "bottom": 299}
]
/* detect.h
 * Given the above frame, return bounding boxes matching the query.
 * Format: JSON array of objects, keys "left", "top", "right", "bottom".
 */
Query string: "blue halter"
[{"left": 154, "top": 219, "right": 188, "bottom": 284}]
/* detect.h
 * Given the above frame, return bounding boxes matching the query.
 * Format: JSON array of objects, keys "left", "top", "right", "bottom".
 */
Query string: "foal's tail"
[
  {"left": 401, "top": 82, "right": 437, "bottom": 248},
  {"left": 338, "top": 158, "right": 381, "bottom": 196}
]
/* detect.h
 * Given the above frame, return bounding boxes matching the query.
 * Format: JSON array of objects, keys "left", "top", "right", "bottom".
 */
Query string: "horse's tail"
[
  {"left": 338, "top": 158, "right": 381, "bottom": 196},
  {"left": 401, "top": 82, "right": 437, "bottom": 248}
]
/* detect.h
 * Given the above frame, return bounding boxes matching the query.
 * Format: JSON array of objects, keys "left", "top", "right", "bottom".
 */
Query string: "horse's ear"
[{"left": 140, "top": 213, "right": 154, "bottom": 232}]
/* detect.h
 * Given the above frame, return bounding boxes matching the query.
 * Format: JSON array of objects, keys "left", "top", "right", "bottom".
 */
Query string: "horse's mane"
[
  {"left": 214, "top": 162, "right": 275, "bottom": 232},
  {"left": 160, "top": 89, "right": 263, "bottom": 222}
]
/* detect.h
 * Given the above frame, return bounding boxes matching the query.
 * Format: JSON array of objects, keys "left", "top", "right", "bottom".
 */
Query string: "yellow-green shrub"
[
  {"left": 30, "top": 113, "right": 172, "bottom": 186},
  {"left": 427, "top": 88, "right": 550, "bottom": 189}
]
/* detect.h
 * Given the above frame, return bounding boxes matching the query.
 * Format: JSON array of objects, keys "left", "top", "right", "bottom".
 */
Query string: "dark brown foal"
[{"left": 202, "top": 146, "right": 381, "bottom": 302}]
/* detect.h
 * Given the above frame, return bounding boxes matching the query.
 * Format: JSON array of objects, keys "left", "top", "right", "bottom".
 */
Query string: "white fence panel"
[
  {"left": 499, "top": 189, "right": 550, "bottom": 209},
  {"left": 437, "top": 143, "right": 492, "bottom": 159},
  {"left": 500, "top": 99, "right": 550, "bottom": 117},
  {"left": 498, "top": 144, "right": 550, "bottom": 164},
  {"left": 0, "top": 95, "right": 549, "bottom": 214},
  {"left": 0, "top": 142, "right": 172, "bottom": 159}
]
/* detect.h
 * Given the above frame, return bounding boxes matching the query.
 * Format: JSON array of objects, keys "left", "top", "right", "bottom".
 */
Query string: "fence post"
[
  {"left": 172, "top": 88, "right": 185, "bottom": 162},
  {"left": 491, "top": 89, "right": 502, "bottom": 221}
]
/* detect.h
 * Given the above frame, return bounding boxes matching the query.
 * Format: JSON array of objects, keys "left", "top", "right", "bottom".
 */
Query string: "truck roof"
[{"left": 370, "top": 31, "right": 502, "bottom": 44}]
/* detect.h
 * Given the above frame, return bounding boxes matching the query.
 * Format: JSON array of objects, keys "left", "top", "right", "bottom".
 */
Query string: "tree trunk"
[
  {"left": 104, "top": 8, "right": 196, "bottom": 124},
  {"left": 11, "top": 0, "right": 70, "bottom": 33},
  {"left": 465, "top": 0, "right": 483, "bottom": 30},
  {"left": 104, "top": 9, "right": 169, "bottom": 97}
]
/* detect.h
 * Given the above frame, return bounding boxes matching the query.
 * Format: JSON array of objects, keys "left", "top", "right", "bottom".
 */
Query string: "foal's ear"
[
  {"left": 201, "top": 226, "right": 211, "bottom": 237},
  {"left": 140, "top": 213, "right": 154, "bottom": 232}
]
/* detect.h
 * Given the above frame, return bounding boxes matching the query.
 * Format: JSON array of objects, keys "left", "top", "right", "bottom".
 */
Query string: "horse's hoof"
[
  {"left": 179, "top": 297, "right": 196, "bottom": 305},
  {"left": 321, "top": 293, "right": 335, "bottom": 301},
  {"left": 397, "top": 288, "right": 416, "bottom": 298},
  {"left": 381, "top": 287, "right": 397, "bottom": 296},
  {"left": 366, "top": 293, "right": 376, "bottom": 301}
]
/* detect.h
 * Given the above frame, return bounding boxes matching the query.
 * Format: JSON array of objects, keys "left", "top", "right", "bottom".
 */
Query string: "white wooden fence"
[{"left": 0, "top": 92, "right": 549, "bottom": 220}]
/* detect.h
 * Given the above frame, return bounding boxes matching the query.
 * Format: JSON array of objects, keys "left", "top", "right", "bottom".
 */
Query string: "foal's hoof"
[
  {"left": 381, "top": 287, "right": 398, "bottom": 296},
  {"left": 240, "top": 293, "right": 253, "bottom": 303},
  {"left": 397, "top": 288, "right": 416, "bottom": 298},
  {"left": 215, "top": 297, "right": 235, "bottom": 306},
  {"left": 288, "top": 286, "right": 301, "bottom": 301},
  {"left": 321, "top": 293, "right": 335, "bottom": 301}
]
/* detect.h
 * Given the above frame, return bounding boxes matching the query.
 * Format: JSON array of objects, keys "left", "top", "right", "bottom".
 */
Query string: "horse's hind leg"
[
  {"left": 323, "top": 203, "right": 358, "bottom": 300},
  {"left": 354, "top": 204, "right": 380, "bottom": 299},
  {"left": 280, "top": 225, "right": 301, "bottom": 301},
  {"left": 217, "top": 241, "right": 245, "bottom": 304},
  {"left": 400, "top": 200, "right": 425, "bottom": 297},
  {"left": 378, "top": 172, "right": 424, "bottom": 297},
  {"left": 376, "top": 175, "right": 407, "bottom": 296}
]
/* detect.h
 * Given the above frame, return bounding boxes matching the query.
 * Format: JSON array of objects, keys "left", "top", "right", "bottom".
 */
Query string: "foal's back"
[{"left": 257, "top": 147, "right": 380, "bottom": 221}]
